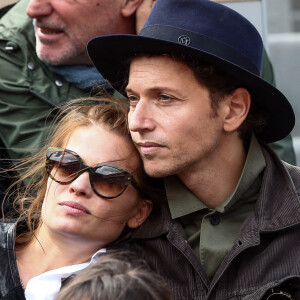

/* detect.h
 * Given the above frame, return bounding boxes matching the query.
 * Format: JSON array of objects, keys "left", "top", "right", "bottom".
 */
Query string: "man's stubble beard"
[{"left": 35, "top": 38, "right": 87, "bottom": 66}]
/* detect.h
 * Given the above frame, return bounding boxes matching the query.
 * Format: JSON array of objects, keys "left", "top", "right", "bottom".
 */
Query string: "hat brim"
[{"left": 87, "top": 35, "right": 295, "bottom": 143}]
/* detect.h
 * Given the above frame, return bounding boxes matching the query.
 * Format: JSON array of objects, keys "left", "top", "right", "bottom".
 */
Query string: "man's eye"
[
  {"left": 158, "top": 94, "right": 174, "bottom": 102},
  {"left": 127, "top": 95, "right": 139, "bottom": 104}
]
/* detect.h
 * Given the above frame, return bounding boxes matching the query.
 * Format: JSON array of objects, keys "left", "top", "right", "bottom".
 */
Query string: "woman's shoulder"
[
  {"left": 0, "top": 219, "right": 17, "bottom": 249},
  {"left": 0, "top": 218, "right": 17, "bottom": 231}
]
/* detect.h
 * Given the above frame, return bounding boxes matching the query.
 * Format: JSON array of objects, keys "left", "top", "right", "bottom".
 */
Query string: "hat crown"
[{"left": 142, "top": 0, "right": 263, "bottom": 74}]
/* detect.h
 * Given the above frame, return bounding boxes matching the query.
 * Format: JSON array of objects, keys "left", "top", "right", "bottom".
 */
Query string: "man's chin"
[
  {"left": 37, "top": 48, "right": 88, "bottom": 66},
  {"left": 36, "top": 42, "right": 77, "bottom": 65},
  {"left": 36, "top": 50, "right": 65, "bottom": 65},
  {"left": 143, "top": 162, "right": 173, "bottom": 178}
]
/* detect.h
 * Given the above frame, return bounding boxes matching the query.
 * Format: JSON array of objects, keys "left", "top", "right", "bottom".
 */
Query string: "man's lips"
[
  {"left": 35, "top": 23, "right": 64, "bottom": 40},
  {"left": 59, "top": 201, "right": 91, "bottom": 216},
  {"left": 136, "top": 142, "right": 164, "bottom": 155},
  {"left": 39, "top": 27, "right": 63, "bottom": 34}
]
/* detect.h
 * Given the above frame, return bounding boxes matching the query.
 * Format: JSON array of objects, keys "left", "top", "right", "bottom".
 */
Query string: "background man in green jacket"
[
  {"left": 0, "top": 0, "right": 140, "bottom": 161},
  {"left": 0, "top": 0, "right": 141, "bottom": 211}
]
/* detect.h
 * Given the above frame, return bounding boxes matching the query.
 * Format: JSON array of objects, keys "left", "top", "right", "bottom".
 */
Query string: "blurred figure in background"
[
  {"left": 0, "top": 0, "right": 141, "bottom": 160},
  {"left": 0, "top": 0, "right": 142, "bottom": 214}
]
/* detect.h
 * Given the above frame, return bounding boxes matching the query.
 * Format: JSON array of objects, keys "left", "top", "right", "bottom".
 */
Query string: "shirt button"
[
  {"left": 5, "top": 41, "right": 19, "bottom": 51},
  {"left": 55, "top": 80, "right": 63, "bottom": 87},
  {"left": 210, "top": 215, "right": 220, "bottom": 226},
  {"left": 27, "top": 62, "right": 36, "bottom": 70}
]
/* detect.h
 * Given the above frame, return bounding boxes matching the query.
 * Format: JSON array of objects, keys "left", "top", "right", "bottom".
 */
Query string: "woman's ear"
[
  {"left": 127, "top": 199, "right": 153, "bottom": 229},
  {"left": 223, "top": 87, "right": 251, "bottom": 133},
  {"left": 121, "top": 0, "right": 142, "bottom": 17}
]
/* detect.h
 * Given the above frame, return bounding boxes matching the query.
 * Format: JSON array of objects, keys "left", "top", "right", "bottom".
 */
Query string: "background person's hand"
[{"left": 136, "top": 0, "right": 157, "bottom": 33}]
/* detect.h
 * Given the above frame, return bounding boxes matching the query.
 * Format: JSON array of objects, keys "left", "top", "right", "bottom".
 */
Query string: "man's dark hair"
[{"left": 179, "top": 54, "right": 269, "bottom": 144}]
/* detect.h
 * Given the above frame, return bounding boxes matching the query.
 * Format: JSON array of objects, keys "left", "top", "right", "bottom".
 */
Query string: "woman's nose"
[{"left": 68, "top": 171, "right": 93, "bottom": 198}]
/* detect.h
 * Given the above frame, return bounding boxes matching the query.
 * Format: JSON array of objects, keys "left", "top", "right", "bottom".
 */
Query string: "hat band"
[{"left": 140, "top": 25, "right": 260, "bottom": 76}]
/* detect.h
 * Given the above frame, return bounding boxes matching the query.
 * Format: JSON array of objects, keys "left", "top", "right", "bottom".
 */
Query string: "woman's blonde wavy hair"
[{"left": 6, "top": 96, "right": 151, "bottom": 248}]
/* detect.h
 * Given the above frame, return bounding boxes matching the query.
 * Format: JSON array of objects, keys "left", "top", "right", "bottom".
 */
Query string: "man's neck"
[{"left": 178, "top": 134, "right": 247, "bottom": 209}]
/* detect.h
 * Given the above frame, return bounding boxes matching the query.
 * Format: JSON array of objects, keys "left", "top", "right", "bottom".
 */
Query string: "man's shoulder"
[
  {"left": 0, "top": 2, "right": 16, "bottom": 18},
  {"left": 0, "top": 0, "right": 31, "bottom": 31},
  {"left": 263, "top": 145, "right": 300, "bottom": 199},
  {"left": 282, "top": 161, "right": 300, "bottom": 189},
  {"left": 0, "top": 0, "right": 34, "bottom": 71}
]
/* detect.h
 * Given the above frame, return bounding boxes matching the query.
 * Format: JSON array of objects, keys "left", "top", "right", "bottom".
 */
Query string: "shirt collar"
[
  {"left": 47, "top": 64, "right": 107, "bottom": 90},
  {"left": 165, "top": 134, "right": 266, "bottom": 219},
  {"left": 25, "top": 248, "right": 106, "bottom": 300}
]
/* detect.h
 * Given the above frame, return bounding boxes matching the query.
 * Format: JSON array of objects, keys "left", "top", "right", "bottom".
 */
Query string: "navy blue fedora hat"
[{"left": 87, "top": 0, "right": 294, "bottom": 143}]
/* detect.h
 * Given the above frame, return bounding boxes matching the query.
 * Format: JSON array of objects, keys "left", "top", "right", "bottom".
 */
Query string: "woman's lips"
[{"left": 59, "top": 201, "right": 91, "bottom": 216}]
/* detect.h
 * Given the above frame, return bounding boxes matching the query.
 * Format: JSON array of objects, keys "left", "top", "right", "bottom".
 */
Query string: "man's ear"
[
  {"left": 121, "top": 0, "right": 143, "bottom": 17},
  {"left": 223, "top": 87, "right": 251, "bottom": 133},
  {"left": 127, "top": 199, "right": 153, "bottom": 229}
]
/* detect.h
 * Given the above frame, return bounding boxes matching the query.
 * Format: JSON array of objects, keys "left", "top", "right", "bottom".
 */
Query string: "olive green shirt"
[{"left": 165, "top": 135, "right": 266, "bottom": 279}]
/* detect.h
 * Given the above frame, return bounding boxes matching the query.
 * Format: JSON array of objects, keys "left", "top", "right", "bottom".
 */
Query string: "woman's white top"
[{"left": 24, "top": 248, "right": 106, "bottom": 300}]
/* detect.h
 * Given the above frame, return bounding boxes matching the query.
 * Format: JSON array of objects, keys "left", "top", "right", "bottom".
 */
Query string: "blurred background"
[
  {"left": 1, "top": 0, "right": 16, "bottom": 7},
  {"left": 1, "top": 0, "right": 300, "bottom": 165},
  {"left": 218, "top": 0, "right": 300, "bottom": 166},
  {"left": 265, "top": 0, "right": 300, "bottom": 166}
]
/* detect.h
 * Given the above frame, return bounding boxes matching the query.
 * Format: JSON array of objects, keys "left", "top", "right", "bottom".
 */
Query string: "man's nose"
[
  {"left": 26, "top": 0, "right": 52, "bottom": 19},
  {"left": 68, "top": 172, "right": 93, "bottom": 198},
  {"left": 128, "top": 100, "right": 155, "bottom": 132}
]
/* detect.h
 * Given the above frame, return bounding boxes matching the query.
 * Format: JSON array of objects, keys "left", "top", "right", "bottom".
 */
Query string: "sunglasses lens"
[
  {"left": 93, "top": 165, "right": 128, "bottom": 198},
  {"left": 48, "top": 151, "right": 80, "bottom": 182},
  {"left": 46, "top": 149, "right": 136, "bottom": 198}
]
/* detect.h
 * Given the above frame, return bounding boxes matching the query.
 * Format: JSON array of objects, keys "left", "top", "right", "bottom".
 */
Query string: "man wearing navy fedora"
[{"left": 88, "top": 0, "right": 300, "bottom": 299}]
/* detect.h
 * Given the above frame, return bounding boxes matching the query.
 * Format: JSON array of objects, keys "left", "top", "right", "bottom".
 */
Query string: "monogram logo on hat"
[{"left": 178, "top": 35, "right": 190, "bottom": 46}]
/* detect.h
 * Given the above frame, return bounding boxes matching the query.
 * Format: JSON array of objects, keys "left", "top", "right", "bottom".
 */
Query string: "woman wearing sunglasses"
[{"left": 0, "top": 98, "right": 154, "bottom": 300}]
